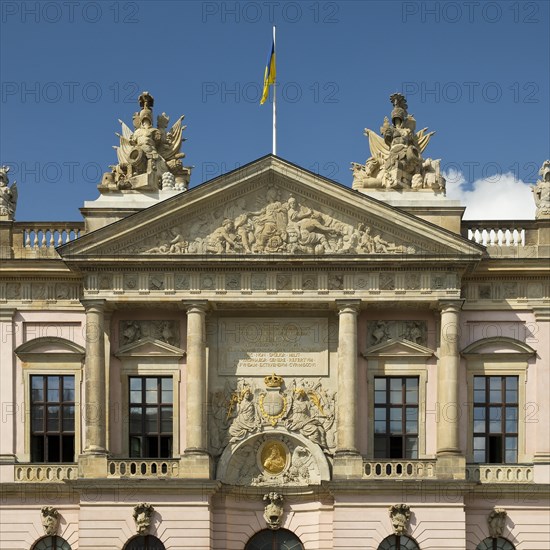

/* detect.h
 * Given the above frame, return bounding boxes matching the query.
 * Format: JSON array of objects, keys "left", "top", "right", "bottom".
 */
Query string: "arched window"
[
  {"left": 245, "top": 528, "right": 304, "bottom": 550},
  {"left": 378, "top": 534, "right": 420, "bottom": 550},
  {"left": 124, "top": 535, "right": 165, "bottom": 550},
  {"left": 31, "top": 536, "right": 72, "bottom": 550},
  {"left": 476, "top": 537, "right": 516, "bottom": 550}
]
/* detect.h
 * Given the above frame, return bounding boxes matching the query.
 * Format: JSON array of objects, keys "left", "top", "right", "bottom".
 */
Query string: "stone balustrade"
[
  {"left": 15, "top": 464, "right": 79, "bottom": 482},
  {"left": 11, "top": 222, "right": 85, "bottom": 258},
  {"left": 466, "top": 463, "right": 534, "bottom": 483},
  {"left": 465, "top": 224, "right": 526, "bottom": 247},
  {"left": 363, "top": 459, "right": 436, "bottom": 479},
  {"left": 107, "top": 459, "right": 181, "bottom": 478}
]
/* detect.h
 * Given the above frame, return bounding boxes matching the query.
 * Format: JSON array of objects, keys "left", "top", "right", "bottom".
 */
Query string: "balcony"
[
  {"left": 466, "top": 463, "right": 534, "bottom": 483},
  {"left": 14, "top": 464, "right": 78, "bottom": 482},
  {"left": 107, "top": 458, "right": 181, "bottom": 478},
  {"left": 363, "top": 459, "right": 437, "bottom": 480}
]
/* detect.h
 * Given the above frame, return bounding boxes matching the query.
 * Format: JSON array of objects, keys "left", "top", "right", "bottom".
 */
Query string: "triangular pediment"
[
  {"left": 115, "top": 337, "right": 185, "bottom": 358},
  {"left": 59, "top": 156, "right": 483, "bottom": 263},
  {"left": 362, "top": 338, "right": 434, "bottom": 357}
]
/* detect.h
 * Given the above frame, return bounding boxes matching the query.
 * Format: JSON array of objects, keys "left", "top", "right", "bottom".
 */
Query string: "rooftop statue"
[
  {"left": 352, "top": 93, "right": 445, "bottom": 193},
  {"left": 100, "top": 91, "right": 191, "bottom": 193},
  {"left": 532, "top": 160, "right": 550, "bottom": 219},
  {"left": 0, "top": 165, "right": 17, "bottom": 220}
]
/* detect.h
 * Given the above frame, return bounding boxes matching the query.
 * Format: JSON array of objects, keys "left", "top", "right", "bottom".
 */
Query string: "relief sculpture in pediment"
[{"left": 138, "top": 186, "right": 414, "bottom": 255}]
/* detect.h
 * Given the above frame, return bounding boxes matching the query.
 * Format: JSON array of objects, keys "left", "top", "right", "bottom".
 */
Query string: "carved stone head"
[
  {"left": 133, "top": 503, "right": 155, "bottom": 535},
  {"left": 263, "top": 492, "right": 284, "bottom": 530},
  {"left": 389, "top": 504, "right": 411, "bottom": 536},
  {"left": 488, "top": 508, "right": 507, "bottom": 538},
  {"left": 41, "top": 506, "right": 60, "bottom": 536}
]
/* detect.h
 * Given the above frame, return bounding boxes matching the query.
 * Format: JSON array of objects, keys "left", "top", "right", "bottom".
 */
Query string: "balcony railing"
[
  {"left": 466, "top": 463, "right": 534, "bottom": 483},
  {"left": 11, "top": 222, "right": 85, "bottom": 258},
  {"left": 14, "top": 464, "right": 78, "bottom": 482},
  {"left": 363, "top": 459, "right": 436, "bottom": 479},
  {"left": 107, "top": 459, "right": 181, "bottom": 478}
]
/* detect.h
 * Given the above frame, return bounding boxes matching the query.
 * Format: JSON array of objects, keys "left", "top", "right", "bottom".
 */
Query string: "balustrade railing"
[
  {"left": 363, "top": 459, "right": 436, "bottom": 479},
  {"left": 465, "top": 225, "right": 525, "bottom": 247},
  {"left": 107, "top": 459, "right": 180, "bottom": 478},
  {"left": 15, "top": 464, "right": 78, "bottom": 482},
  {"left": 466, "top": 464, "right": 534, "bottom": 483},
  {"left": 18, "top": 223, "right": 85, "bottom": 249}
]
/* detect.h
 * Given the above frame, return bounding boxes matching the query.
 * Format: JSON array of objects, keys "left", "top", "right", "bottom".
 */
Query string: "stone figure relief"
[
  {"left": 487, "top": 508, "right": 507, "bottom": 539},
  {"left": 210, "top": 374, "right": 336, "bottom": 457},
  {"left": 41, "top": 506, "right": 60, "bottom": 536},
  {"left": 0, "top": 165, "right": 17, "bottom": 219},
  {"left": 352, "top": 93, "right": 445, "bottom": 192},
  {"left": 532, "top": 160, "right": 550, "bottom": 219},
  {"left": 120, "top": 320, "right": 179, "bottom": 346},
  {"left": 368, "top": 320, "right": 427, "bottom": 346},
  {"left": 263, "top": 492, "right": 284, "bottom": 530},
  {"left": 100, "top": 91, "right": 191, "bottom": 192},
  {"left": 133, "top": 503, "right": 154, "bottom": 535},
  {"left": 389, "top": 504, "right": 411, "bottom": 536},
  {"left": 130, "top": 187, "right": 415, "bottom": 256}
]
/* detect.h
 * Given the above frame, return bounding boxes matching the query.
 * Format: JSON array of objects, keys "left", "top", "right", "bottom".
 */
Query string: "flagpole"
[{"left": 272, "top": 25, "right": 277, "bottom": 156}]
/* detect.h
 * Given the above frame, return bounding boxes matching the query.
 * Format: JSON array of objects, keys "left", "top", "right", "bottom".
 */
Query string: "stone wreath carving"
[
  {"left": 209, "top": 375, "right": 336, "bottom": 457},
  {"left": 135, "top": 187, "right": 414, "bottom": 256}
]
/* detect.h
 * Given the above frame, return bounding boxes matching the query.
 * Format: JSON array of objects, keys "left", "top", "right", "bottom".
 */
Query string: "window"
[
  {"left": 374, "top": 377, "right": 419, "bottom": 459},
  {"left": 124, "top": 535, "right": 165, "bottom": 550},
  {"left": 31, "top": 536, "right": 72, "bottom": 550},
  {"left": 475, "top": 537, "right": 515, "bottom": 550},
  {"left": 129, "top": 377, "right": 173, "bottom": 458},
  {"left": 245, "top": 529, "right": 304, "bottom": 550},
  {"left": 30, "top": 375, "right": 75, "bottom": 462},
  {"left": 473, "top": 376, "right": 518, "bottom": 463},
  {"left": 377, "top": 534, "right": 420, "bottom": 550}
]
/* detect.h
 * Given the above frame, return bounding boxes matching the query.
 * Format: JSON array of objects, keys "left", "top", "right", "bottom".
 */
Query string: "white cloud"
[{"left": 444, "top": 170, "right": 536, "bottom": 220}]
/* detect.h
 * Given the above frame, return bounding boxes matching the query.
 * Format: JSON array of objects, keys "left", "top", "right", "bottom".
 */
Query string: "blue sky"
[{"left": 1, "top": 0, "right": 549, "bottom": 221}]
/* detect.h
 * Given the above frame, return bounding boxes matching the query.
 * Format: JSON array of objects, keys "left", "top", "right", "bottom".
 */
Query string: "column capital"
[
  {"left": 80, "top": 298, "right": 106, "bottom": 312},
  {"left": 336, "top": 299, "right": 361, "bottom": 315},
  {"left": 438, "top": 299, "right": 464, "bottom": 314},
  {"left": 0, "top": 307, "right": 16, "bottom": 322},
  {"left": 183, "top": 300, "right": 209, "bottom": 314}
]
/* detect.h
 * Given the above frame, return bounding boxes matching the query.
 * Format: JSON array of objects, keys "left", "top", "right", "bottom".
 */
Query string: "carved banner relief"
[{"left": 217, "top": 317, "right": 329, "bottom": 376}]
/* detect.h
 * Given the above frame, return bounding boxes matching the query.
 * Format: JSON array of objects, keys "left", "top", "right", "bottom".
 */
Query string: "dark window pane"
[
  {"left": 488, "top": 435, "right": 503, "bottom": 463},
  {"left": 32, "top": 376, "right": 44, "bottom": 401},
  {"left": 405, "top": 437, "right": 418, "bottom": 459},
  {"left": 389, "top": 436, "right": 403, "bottom": 458},
  {"left": 389, "top": 408, "right": 402, "bottom": 432},
  {"left": 63, "top": 405, "right": 75, "bottom": 432},
  {"left": 47, "top": 406, "right": 60, "bottom": 431},
  {"left": 146, "top": 408, "right": 158, "bottom": 433},
  {"left": 489, "top": 407, "right": 501, "bottom": 433},
  {"left": 61, "top": 435, "right": 75, "bottom": 462},
  {"left": 405, "top": 408, "right": 418, "bottom": 434},
  {"left": 32, "top": 405, "right": 44, "bottom": 432},
  {"left": 63, "top": 377, "right": 75, "bottom": 401},
  {"left": 160, "top": 407, "right": 172, "bottom": 432},
  {"left": 130, "top": 407, "right": 142, "bottom": 433},
  {"left": 31, "top": 435, "right": 45, "bottom": 462},
  {"left": 47, "top": 435, "right": 61, "bottom": 462},
  {"left": 505, "top": 407, "right": 518, "bottom": 433},
  {"left": 47, "top": 376, "right": 60, "bottom": 402},
  {"left": 130, "top": 436, "right": 142, "bottom": 458}
]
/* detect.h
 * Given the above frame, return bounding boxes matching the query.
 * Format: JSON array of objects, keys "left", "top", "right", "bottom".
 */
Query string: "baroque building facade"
[{"left": 0, "top": 93, "right": 549, "bottom": 550}]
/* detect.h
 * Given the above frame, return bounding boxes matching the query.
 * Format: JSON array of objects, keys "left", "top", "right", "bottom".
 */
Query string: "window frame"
[
  {"left": 30, "top": 374, "right": 76, "bottom": 463},
  {"left": 119, "top": 365, "right": 180, "bottom": 458},
  {"left": 367, "top": 362, "right": 429, "bottom": 460},
  {"left": 466, "top": 361, "right": 528, "bottom": 464}
]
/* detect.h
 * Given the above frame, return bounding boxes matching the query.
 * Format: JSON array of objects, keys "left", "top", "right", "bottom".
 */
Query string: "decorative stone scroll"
[
  {"left": 368, "top": 320, "right": 427, "bottom": 346},
  {"left": 134, "top": 187, "right": 414, "bottom": 256},
  {"left": 120, "top": 320, "right": 179, "bottom": 346},
  {"left": 41, "top": 506, "right": 60, "bottom": 536},
  {"left": 133, "top": 503, "right": 154, "bottom": 535},
  {"left": 352, "top": 93, "right": 445, "bottom": 192},
  {"left": 263, "top": 492, "right": 284, "bottom": 530},
  {"left": 210, "top": 375, "right": 336, "bottom": 456},
  {"left": 488, "top": 508, "right": 507, "bottom": 538},
  {"left": 217, "top": 317, "right": 329, "bottom": 376},
  {"left": 389, "top": 504, "right": 411, "bottom": 536}
]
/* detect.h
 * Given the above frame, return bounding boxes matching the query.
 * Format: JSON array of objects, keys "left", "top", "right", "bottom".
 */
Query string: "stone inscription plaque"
[{"left": 218, "top": 317, "right": 328, "bottom": 376}]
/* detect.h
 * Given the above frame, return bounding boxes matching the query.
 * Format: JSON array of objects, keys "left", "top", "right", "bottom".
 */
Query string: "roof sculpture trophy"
[
  {"left": 352, "top": 93, "right": 445, "bottom": 193},
  {"left": 99, "top": 91, "right": 191, "bottom": 193}
]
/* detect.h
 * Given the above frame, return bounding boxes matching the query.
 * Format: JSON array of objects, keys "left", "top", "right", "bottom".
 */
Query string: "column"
[
  {"left": 82, "top": 299, "right": 107, "bottom": 454},
  {"left": 437, "top": 300, "right": 462, "bottom": 456},
  {"left": 335, "top": 300, "right": 361, "bottom": 455},
  {"left": 0, "top": 308, "right": 16, "bottom": 468},
  {"left": 184, "top": 301, "right": 208, "bottom": 454}
]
